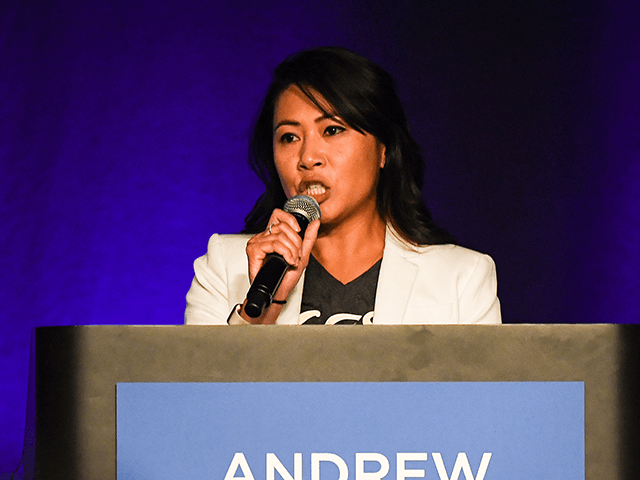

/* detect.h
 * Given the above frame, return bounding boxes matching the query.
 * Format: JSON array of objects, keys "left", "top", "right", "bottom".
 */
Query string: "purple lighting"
[{"left": 1, "top": 0, "right": 638, "bottom": 474}]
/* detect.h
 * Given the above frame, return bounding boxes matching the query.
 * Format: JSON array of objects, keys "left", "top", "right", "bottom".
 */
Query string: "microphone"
[{"left": 243, "top": 195, "right": 321, "bottom": 318}]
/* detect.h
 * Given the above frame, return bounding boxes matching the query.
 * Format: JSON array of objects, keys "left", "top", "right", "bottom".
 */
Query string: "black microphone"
[{"left": 244, "top": 195, "right": 321, "bottom": 318}]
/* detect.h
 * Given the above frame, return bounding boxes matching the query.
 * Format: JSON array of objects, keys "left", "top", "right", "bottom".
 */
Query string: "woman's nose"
[{"left": 298, "top": 135, "right": 325, "bottom": 169}]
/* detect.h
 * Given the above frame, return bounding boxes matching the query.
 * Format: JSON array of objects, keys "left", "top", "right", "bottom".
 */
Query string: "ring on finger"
[{"left": 268, "top": 223, "right": 273, "bottom": 235}]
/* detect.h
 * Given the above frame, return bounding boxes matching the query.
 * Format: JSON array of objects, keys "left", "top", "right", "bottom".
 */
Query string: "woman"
[{"left": 185, "top": 47, "right": 501, "bottom": 325}]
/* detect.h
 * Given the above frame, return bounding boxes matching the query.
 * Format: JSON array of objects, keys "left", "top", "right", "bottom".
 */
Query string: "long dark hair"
[{"left": 242, "top": 46, "right": 454, "bottom": 246}]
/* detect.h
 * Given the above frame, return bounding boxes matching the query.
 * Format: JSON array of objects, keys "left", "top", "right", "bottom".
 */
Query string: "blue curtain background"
[{"left": 1, "top": 0, "right": 638, "bottom": 472}]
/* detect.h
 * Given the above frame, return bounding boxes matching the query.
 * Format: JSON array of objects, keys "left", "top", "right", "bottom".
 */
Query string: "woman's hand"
[{"left": 240, "top": 209, "right": 320, "bottom": 324}]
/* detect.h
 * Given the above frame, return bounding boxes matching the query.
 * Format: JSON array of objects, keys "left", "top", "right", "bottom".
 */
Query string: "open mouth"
[
  {"left": 305, "top": 184, "right": 326, "bottom": 196},
  {"left": 300, "top": 182, "right": 329, "bottom": 203}
]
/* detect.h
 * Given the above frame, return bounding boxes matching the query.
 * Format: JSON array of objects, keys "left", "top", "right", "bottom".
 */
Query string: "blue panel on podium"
[{"left": 117, "top": 382, "right": 584, "bottom": 480}]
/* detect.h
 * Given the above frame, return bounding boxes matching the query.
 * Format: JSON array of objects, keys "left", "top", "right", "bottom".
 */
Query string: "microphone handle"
[
  {"left": 243, "top": 209, "right": 313, "bottom": 318},
  {"left": 244, "top": 253, "right": 289, "bottom": 318}
]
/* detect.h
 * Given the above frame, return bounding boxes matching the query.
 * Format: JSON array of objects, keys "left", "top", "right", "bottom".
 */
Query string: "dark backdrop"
[{"left": 1, "top": 0, "right": 638, "bottom": 472}]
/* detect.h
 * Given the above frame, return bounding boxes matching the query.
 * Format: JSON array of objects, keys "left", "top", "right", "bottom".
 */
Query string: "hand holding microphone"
[{"left": 243, "top": 195, "right": 321, "bottom": 320}]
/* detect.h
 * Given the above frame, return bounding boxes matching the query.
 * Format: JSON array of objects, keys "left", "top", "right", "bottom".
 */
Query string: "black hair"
[{"left": 242, "top": 46, "right": 454, "bottom": 246}]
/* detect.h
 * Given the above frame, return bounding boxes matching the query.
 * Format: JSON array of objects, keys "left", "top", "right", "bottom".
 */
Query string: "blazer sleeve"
[
  {"left": 458, "top": 252, "right": 501, "bottom": 324},
  {"left": 185, "top": 234, "right": 249, "bottom": 325}
]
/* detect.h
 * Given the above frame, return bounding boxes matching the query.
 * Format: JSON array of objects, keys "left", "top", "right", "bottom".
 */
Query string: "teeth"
[{"left": 305, "top": 184, "right": 326, "bottom": 196}]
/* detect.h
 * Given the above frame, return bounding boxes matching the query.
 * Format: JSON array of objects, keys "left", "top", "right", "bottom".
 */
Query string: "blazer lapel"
[
  {"left": 373, "top": 228, "right": 419, "bottom": 325},
  {"left": 276, "top": 227, "right": 419, "bottom": 325}
]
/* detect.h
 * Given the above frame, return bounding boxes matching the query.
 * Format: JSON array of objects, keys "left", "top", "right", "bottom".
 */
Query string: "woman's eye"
[
  {"left": 279, "top": 133, "right": 298, "bottom": 143},
  {"left": 324, "top": 125, "right": 345, "bottom": 136}
]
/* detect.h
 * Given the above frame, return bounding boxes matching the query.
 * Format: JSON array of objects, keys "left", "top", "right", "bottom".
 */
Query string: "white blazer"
[{"left": 185, "top": 227, "right": 501, "bottom": 325}]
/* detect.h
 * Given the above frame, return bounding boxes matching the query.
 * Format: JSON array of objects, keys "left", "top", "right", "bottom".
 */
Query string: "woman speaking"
[{"left": 185, "top": 47, "right": 501, "bottom": 325}]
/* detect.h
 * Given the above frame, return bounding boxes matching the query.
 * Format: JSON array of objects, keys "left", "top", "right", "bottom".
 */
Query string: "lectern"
[{"left": 24, "top": 325, "right": 639, "bottom": 479}]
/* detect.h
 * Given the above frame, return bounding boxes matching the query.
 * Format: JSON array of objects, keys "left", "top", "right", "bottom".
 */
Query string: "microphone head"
[{"left": 283, "top": 195, "right": 321, "bottom": 223}]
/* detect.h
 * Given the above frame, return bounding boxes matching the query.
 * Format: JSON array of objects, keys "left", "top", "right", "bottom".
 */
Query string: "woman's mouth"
[
  {"left": 301, "top": 183, "right": 329, "bottom": 202},
  {"left": 305, "top": 184, "right": 326, "bottom": 196}
]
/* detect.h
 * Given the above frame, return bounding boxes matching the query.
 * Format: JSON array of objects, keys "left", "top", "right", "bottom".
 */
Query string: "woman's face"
[{"left": 273, "top": 85, "right": 385, "bottom": 228}]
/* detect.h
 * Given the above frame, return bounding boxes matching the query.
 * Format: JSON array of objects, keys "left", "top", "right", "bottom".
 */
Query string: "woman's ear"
[{"left": 378, "top": 142, "right": 386, "bottom": 168}]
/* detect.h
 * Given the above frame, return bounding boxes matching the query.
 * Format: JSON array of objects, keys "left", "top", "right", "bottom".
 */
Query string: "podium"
[{"left": 24, "top": 324, "right": 639, "bottom": 479}]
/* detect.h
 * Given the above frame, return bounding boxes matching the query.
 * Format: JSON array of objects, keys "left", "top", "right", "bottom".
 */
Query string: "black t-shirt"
[{"left": 300, "top": 254, "right": 381, "bottom": 325}]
